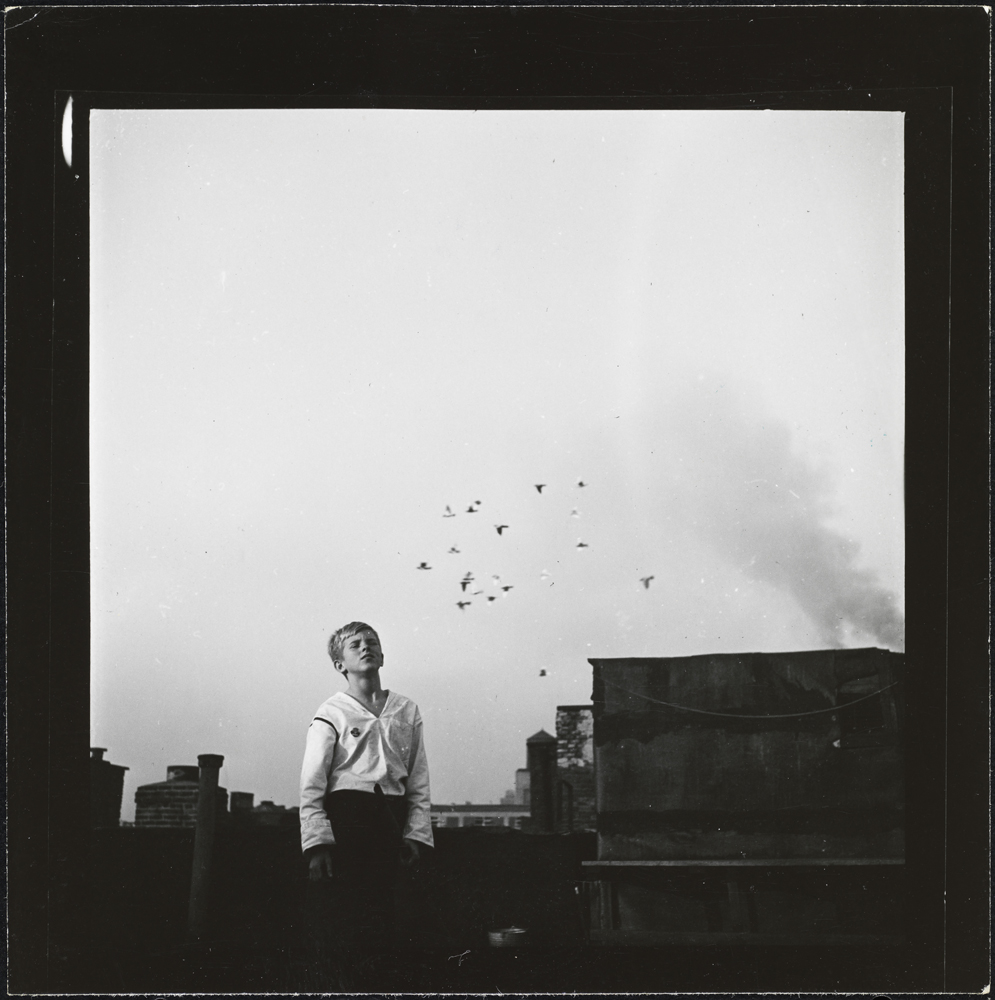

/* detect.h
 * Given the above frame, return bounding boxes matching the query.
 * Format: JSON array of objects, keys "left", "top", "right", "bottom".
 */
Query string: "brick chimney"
[{"left": 135, "top": 764, "right": 227, "bottom": 828}]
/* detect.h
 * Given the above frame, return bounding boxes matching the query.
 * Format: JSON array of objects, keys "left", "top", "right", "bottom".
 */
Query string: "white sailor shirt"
[{"left": 299, "top": 689, "right": 434, "bottom": 855}]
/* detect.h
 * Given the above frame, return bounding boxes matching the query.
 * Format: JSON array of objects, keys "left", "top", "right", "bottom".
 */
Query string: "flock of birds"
[{"left": 415, "top": 480, "right": 657, "bottom": 629}]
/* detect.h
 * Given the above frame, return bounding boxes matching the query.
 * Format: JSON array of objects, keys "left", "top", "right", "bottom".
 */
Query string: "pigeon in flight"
[
  {"left": 640, "top": 575, "right": 655, "bottom": 589},
  {"left": 443, "top": 506, "right": 456, "bottom": 518},
  {"left": 495, "top": 524, "right": 509, "bottom": 535},
  {"left": 576, "top": 540, "right": 589, "bottom": 548},
  {"left": 539, "top": 669, "right": 547, "bottom": 677},
  {"left": 535, "top": 484, "right": 546, "bottom": 493},
  {"left": 416, "top": 562, "right": 431, "bottom": 570},
  {"left": 501, "top": 585, "right": 514, "bottom": 592},
  {"left": 472, "top": 589, "right": 484, "bottom": 596},
  {"left": 487, "top": 596, "right": 497, "bottom": 602},
  {"left": 570, "top": 508, "right": 580, "bottom": 517},
  {"left": 466, "top": 506, "right": 478, "bottom": 514},
  {"left": 456, "top": 601, "right": 471, "bottom": 610},
  {"left": 448, "top": 546, "right": 461, "bottom": 554},
  {"left": 577, "top": 480, "right": 587, "bottom": 487}
]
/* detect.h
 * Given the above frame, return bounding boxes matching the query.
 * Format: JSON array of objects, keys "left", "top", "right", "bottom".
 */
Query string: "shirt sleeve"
[
  {"left": 300, "top": 715, "right": 337, "bottom": 854},
  {"left": 402, "top": 707, "right": 434, "bottom": 848}
]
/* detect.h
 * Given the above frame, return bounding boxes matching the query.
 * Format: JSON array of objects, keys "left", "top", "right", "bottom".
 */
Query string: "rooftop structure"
[
  {"left": 91, "top": 747, "right": 129, "bottom": 829},
  {"left": 134, "top": 764, "right": 228, "bottom": 829}
]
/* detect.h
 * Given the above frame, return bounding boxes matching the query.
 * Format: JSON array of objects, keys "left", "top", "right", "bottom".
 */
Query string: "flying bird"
[
  {"left": 576, "top": 540, "right": 589, "bottom": 548},
  {"left": 443, "top": 506, "right": 456, "bottom": 518},
  {"left": 539, "top": 669, "right": 547, "bottom": 677},
  {"left": 472, "top": 589, "right": 484, "bottom": 596},
  {"left": 535, "top": 484, "right": 546, "bottom": 493},
  {"left": 416, "top": 562, "right": 431, "bottom": 570},
  {"left": 487, "top": 596, "right": 497, "bottom": 602},
  {"left": 465, "top": 506, "right": 478, "bottom": 514},
  {"left": 456, "top": 601, "right": 471, "bottom": 610},
  {"left": 577, "top": 480, "right": 587, "bottom": 487},
  {"left": 495, "top": 524, "right": 509, "bottom": 535},
  {"left": 570, "top": 508, "right": 580, "bottom": 517},
  {"left": 501, "top": 585, "right": 514, "bottom": 592},
  {"left": 640, "top": 575, "right": 655, "bottom": 589},
  {"left": 448, "top": 546, "right": 461, "bottom": 554}
]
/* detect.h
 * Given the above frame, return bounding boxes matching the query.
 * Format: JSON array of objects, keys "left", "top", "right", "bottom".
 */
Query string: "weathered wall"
[{"left": 591, "top": 648, "right": 904, "bottom": 860}]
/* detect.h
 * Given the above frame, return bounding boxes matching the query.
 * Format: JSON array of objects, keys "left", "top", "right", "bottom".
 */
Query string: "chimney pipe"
[{"left": 187, "top": 753, "right": 224, "bottom": 938}]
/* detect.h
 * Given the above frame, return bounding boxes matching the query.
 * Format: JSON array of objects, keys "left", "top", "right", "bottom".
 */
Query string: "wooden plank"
[
  {"left": 582, "top": 858, "right": 904, "bottom": 867},
  {"left": 589, "top": 929, "right": 905, "bottom": 947}
]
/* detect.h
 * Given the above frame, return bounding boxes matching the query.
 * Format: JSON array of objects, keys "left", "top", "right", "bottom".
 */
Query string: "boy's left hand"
[{"left": 399, "top": 838, "right": 421, "bottom": 868}]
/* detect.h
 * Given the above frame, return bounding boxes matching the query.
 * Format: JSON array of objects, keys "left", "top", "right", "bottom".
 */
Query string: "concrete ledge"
[
  {"left": 582, "top": 858, "right": 904, "bottom": 867},
  {"left": 589, "top": 929, "right": 906, "bottom": 947}
]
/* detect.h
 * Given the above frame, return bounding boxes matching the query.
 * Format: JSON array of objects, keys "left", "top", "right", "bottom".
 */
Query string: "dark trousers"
[{"left": 304, "top": 790, "right": 409, "bottom": 986}]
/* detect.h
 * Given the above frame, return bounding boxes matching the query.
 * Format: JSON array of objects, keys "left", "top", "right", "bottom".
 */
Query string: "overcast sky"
[{"left": 90, "top": 108, "right": 904, "bottom": 819}]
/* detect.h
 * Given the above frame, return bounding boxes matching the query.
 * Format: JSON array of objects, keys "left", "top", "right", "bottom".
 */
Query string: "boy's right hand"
[{"left": 308, "top": 848, "right": 334, "bottom": 881}]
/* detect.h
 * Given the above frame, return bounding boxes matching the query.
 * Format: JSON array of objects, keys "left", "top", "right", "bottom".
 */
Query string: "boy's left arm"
[{"left": 402, "top": 708, "right": 434, "bottom": 852}]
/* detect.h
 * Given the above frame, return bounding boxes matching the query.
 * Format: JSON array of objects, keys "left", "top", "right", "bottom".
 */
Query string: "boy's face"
[{"left": 335, "top": 629, "right": 384, "bottom": 677}]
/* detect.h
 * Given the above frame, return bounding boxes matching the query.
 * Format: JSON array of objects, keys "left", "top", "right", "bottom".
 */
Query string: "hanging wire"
[{"left": 598, "top": 676, "right": 899, "bottom": 720}]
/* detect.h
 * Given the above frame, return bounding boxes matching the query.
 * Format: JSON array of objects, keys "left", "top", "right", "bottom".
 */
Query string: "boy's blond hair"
[{"left": 327, "top": 621, "right": 380, "bottom": 665}]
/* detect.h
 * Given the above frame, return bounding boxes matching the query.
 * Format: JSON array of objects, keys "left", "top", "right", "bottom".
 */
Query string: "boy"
[{"left": 299, "top": 621, "right": 433, "bottom": 965}]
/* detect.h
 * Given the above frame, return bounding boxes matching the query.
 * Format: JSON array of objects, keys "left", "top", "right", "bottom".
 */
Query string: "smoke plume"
[{"left": 662, "top": 379, "right": 904, "bottom": 651}]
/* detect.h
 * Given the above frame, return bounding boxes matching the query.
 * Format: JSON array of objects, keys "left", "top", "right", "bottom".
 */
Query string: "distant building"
[
  {"left": 499, "top": 768, "right": 530, "bottom": 806},
  {"left": 515, "top": 767, "right": 530, "bottom": 805},
  {"left": 251, "top": 799, "right": 299, "bottom": 827},
  {"left": 430, "top": 803, "right": 529, "bottom": 829},
  {"left": 230, "top": 790, "right": 255, "bottom": 816},
  {"left": 230, "top": 790, "right": 299, "bottom": 828},
  {"left": 134, "top": 765, "right": 228, "bottom": 828},
  {"left": 91, "top": 747, "right": 129, "bottom": 828}
]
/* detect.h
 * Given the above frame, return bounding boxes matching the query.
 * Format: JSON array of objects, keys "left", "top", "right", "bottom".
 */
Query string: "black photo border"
[{"left": 5, "top": 5, "right": 989, "bottom": 993}]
